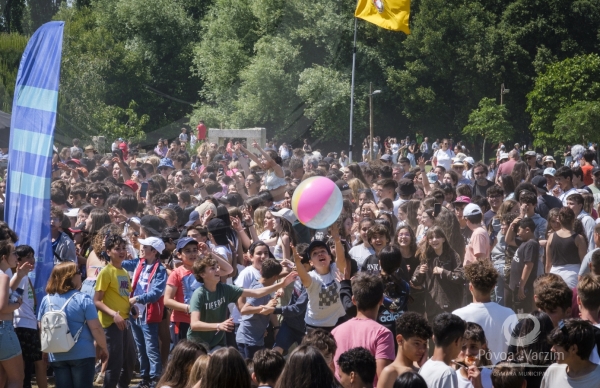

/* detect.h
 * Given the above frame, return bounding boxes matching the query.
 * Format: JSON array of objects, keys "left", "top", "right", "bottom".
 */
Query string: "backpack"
[{"left": 40, "top": 292, "right": 86, "bottom": 353}]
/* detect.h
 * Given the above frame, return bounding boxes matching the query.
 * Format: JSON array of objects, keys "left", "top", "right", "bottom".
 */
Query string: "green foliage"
[
  {"left": 527, "top": 54, "right": 600, "bottom": 147},
  {"left": 463, "top": 97, "right": 514, "bottom": 157},
  {"left": 92, "top": 101, "right": 149, "bottom": 142},
  {"left": 0, "top": 32, "right": 28, "bottom": 112}
]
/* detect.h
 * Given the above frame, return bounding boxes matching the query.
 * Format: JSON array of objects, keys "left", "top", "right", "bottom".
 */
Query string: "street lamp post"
[
  {"left": 500, "top": 83, "right": 509, "bottom": 105},
  {"left": 369, "top": 82, "right": 382, "bottom": 161}
]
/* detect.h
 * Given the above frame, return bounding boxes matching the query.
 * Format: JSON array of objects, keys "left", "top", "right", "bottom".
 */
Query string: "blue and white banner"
[{"left": 5, "top": 21, "right": 64, "bottom": 306}]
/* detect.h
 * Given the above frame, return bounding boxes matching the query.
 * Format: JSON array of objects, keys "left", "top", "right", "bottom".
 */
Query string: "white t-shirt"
[
  {"left": 453, "top": 302, "right": 518, "bottom": 365},
  {"left": 419, "top": 359, "right": 458, "bottom": 388},
  {"left": 13, "top": 276, "right": 36, "bottom": 329},
  {"left": 559, "top": 187, "right": 579, "bottom": 206},
  {"left": 305, "top": 264, "right": 346, "bottom": 327},
  {"left": 434, "top": 149, "right": 455, "bottom": 171},
  {"left": 457, "top": 367, "right": 492, "bottom": 388},
  {"left": 541, "top": 363, "right": 600, "bottom": 388},
  {"left": 349, "top": 244, "right": 375, "bottom": 269}
]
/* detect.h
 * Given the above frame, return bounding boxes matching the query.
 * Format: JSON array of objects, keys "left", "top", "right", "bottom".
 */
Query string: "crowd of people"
[{"left": 0, "top": 131, "right": 599, "bottom": 388}]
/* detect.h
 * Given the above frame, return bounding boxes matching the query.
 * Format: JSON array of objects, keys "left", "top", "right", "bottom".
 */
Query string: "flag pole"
[{"left": 348, "top": 17, "right": 358, "bottom": 164}]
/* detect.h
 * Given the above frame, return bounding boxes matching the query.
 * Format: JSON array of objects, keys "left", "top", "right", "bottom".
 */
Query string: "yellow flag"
[{"left": 355, "top": 0, "right": 410, "bottom": 34}]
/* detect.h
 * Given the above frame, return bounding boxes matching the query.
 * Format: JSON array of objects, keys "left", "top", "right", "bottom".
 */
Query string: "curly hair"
[
  {"left": 464, "top": 259, "right": 498, "bottom": 294},
  {"left": 92, "top": 224, "right": 123, "bottom": 255},
  {"left": 395, "top": 311, "right": 433, "bottom": 341},
  {"left": 533, "top": 273, "right": 573, "bottom": 312}
]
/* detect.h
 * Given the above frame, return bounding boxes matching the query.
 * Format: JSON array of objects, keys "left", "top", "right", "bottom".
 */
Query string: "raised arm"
[
  {"left": 252, "top": 140, "right": 284, "bottom": 178},
  {"left": 418, "top": 156, "right": 432, "bottom": 195},
  {"left": 241, "top": 271, "right": 298, "bottom": 299},
  {"left": 292, "top": 245, "right": 312, "bottom": 288}
]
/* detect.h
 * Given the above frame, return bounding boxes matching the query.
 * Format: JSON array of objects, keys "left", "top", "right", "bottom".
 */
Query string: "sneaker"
[
  {"left": 94, "top": 373, "right": 105, "bottom": 385},
  {"left": 136, "top": 380, "right": 151, "bottom": 388}
]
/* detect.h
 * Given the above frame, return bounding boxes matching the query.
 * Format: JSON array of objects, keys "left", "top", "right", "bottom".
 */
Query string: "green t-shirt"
[{"left": 187, "top": 283, "right": 244, "bottom": 349}]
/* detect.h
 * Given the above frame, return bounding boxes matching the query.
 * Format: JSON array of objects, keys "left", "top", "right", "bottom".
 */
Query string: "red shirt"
[
  {"left": 196, "top": 123, "right": 207, "bottom": 140},
  {"left": 167, "top": 266, "right": 202, "bottom": 323},
  {"left": 582, "top": 164, "right": 594, "bottom": 186},
  {"left": 118, "top": 142, "right": 128, "bottom": 161}
]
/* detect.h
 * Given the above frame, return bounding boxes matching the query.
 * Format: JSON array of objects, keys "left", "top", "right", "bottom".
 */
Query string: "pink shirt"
[
  {"left": 464, "top": 226, "right": 490, "bottom": 266},
  {"left": 497, "top": 159, "right": 516, "bottom": 178},
  {"left": 331, "top": 317, "right": 395, "bottom": 387}
]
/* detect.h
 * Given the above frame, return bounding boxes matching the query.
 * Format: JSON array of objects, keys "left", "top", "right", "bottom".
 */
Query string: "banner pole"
[{"left": 348, "top": 18, "right": 358, "bottom": 164}]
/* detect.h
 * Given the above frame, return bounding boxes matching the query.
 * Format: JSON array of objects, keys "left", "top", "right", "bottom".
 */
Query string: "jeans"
[
  {"left": 104, "top": 322, "right": 136, "bottom": 388},
  {"left": 131, "top": 319, "right": 162, "bottom": 381},
  {"left": 51, "top": 357, "right": 95, "bottom": 388},
  {"left": 237, "top": 343, "right": 264, "bottom": 360},
  {"left": 493, "top": 262, "right": 505, "bottom": 306}
]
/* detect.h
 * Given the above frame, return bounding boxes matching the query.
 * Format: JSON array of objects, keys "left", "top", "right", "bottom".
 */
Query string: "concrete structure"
[{"left": 207, "top": 127, "right": 267, "bottom": 148}]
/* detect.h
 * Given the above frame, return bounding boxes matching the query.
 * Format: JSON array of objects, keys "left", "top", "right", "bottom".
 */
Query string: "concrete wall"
[{"left": 207, "top": 128, "right": 267, "bottom": 148}]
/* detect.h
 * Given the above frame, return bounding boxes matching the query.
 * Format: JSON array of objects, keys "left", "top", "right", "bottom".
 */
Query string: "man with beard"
[{"left": 471, "top": 162, "right": 495, "bottom": 198}]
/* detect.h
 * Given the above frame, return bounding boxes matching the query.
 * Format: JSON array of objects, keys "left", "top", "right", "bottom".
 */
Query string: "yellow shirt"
[{"left": 94, "top": 263, "right": 131, "bottom": 328}]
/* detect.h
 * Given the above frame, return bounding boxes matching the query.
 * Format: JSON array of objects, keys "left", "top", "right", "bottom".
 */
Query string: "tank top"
[{"left": 550, "top": 233, "right": 581, "bottom": 266}]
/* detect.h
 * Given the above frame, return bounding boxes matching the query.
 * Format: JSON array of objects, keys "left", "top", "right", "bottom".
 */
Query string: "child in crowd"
[
  {"left": 121, "top": 236, "right": 167, "bottom": 388},
  {"left": 378, "top": 312, "right": 432, "bottom": 388},
  {"left": 164, "top": 237, "right": 233, "bottom": 345},
  {"left": 12, "top": 245, "right": 44, "bottom": 388},
  {"left": 418, "top": 313, "right": 466, "bottom": 388},
  {"left": 93, "top": 234, "right": 136, "bottom": 388},
  {"left": 337, "top": 347, "right": 376, "bottom": 388},
  {"left": 237, "top": 258, "right": 283, "bottom": 359},
  {"left": 292, "top": 233, "right": 347, "bottom": 333},
  {"left": 505, "top": 217, "right": 539, "bottom": 313},
  {"left": 187, "top": 255, "right": 296, "bottom": 351},
  {"left": 251, "top": 349, "right": 285, "bottom": 388},
  {"left": 453, "top": 322, "right": 492, "bottom": 388},
  {"left": 542, "top": 319, "right": 600, "bottom": 387}
]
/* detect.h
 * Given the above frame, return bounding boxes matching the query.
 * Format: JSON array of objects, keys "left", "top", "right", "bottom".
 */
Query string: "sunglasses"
[{"left": 90, "top": 194, "right": 103, "bottom": 199}]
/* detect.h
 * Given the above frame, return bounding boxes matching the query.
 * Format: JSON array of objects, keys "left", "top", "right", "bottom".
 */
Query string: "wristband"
[
  {"left": 113, "top": 311, "right": 120, "bottom": 318},
  {"left": 216, "top": 323, "right": 221, "bottom": 333}
]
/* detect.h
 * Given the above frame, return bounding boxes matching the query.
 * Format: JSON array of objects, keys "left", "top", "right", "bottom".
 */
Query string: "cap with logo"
[{"left": 336, "top": 180, "right": 351, "bottom": 195}]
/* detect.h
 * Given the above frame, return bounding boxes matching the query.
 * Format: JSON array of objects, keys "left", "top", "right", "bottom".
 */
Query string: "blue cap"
[
  {"left": 175, "top": 237, "right": 198, "bottom": 252},
  {"left": 158, "top": 158, "right": 175, "bottom": 170},
  {"left": 185, "top": 211, "right": 199, "bottom": 227}
]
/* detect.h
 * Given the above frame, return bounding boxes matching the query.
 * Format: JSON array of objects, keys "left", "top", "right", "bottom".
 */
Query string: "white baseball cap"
[
  {"left": 138, "top": 237, "right": 165, "bottom": 254},
  {"left": 463, "top": 203, "right": 482, "bottom": 217},
  {"left": 543, "top": 168, "right": 556, "bottom": 177}
]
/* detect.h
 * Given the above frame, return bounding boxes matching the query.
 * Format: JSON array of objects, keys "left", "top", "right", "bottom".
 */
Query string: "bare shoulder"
[{"left": 378, "top": 363, "right": 415, "bottom": 388}]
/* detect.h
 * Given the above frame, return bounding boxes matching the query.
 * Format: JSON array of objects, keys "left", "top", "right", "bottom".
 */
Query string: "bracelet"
[
  {"left": 185, "top": 305, "right": 190, "bottom": 314},
  {"left": 216, "top": 323, "right": 221, "bottom": 333},
  {"left": 113, "top": 311, "right": 120, "bottom": 318},
  {"left": 246, "top": 223, "right": 255, "bottom": 227}
]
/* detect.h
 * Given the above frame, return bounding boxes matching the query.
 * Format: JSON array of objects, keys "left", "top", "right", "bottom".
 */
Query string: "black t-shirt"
[
  {"left": 377, "top": 271, "right": 410, "bottom": 338},
  {"left": 400, "top": 256, "right": 419, "bottom": 283},
  {"left": 509, "top": 238, "right": 539, "bottom": 291},
  {"left": 472, "top": 180, "right": 495, "bottom": 197},
  {"left": 461, "top": 226, "right": 473, "bottom": 247},
  {"left": 361, "top": 254, "right": 380, "bottom": 275}
]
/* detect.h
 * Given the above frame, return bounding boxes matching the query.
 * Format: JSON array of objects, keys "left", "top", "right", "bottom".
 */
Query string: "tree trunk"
[{"left": 482, "top": 137, "right": 486, "bottom": 162}]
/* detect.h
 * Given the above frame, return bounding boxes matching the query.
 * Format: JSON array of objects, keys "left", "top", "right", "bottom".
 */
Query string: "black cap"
[
  {"left": 531, "top": 175, "right": 548, "bottom": 193},
  {"left": 140, "top": 215, "right": 167, "bottom": 237},
  {"left": 336, "top": 180, "right": 351, "bottom": 194},
  {"left": 306, "top": 240, "right": 332, "bottom": 261}
]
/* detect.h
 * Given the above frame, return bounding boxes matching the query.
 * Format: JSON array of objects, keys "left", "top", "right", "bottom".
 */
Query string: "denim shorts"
[{"left": 0, "top": 321, "right": 22, "bottom": 361}]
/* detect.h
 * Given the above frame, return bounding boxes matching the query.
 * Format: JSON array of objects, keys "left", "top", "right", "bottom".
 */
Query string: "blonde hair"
[
  {"left": 146, "top": 156, "right": 161, "bottom": 169},
  {"left": 347, "top": 178, "right": 368, "bottom": 203},
  {"left": 253, "top": 206, "right": 268, "bottom": 235},
  {"left": 187, "top": 355, "right": 210, "bottom": 388}
]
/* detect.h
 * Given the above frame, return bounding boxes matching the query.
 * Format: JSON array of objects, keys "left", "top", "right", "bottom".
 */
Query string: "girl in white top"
[
  {"left": 292, "top": 224, "right": 347, "bottom": 331},
  {"left": 237, "top": 141, "right": 286, "bottom": 201},
  {"left": 433, "top": 138, "right": 455, "bottom": 171}
]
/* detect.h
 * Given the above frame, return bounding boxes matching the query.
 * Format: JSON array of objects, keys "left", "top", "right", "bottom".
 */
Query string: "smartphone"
[
  {"left": 140, "top": 182, "right": 148, "bottom": 198},
  {"left": 434, "top": 203, "right": 442, "bottom": 217}
]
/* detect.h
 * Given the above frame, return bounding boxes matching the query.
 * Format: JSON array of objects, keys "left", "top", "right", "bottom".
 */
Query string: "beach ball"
[{"left": 292, "top": 176, "right": 343, "bottom": 229}]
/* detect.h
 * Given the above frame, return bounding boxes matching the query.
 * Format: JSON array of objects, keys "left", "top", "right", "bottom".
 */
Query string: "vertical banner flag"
[
  {"left": 6, "top": 21, "right": 65, "bottom": 306},
  {"left": 355, "top": 0, "right": 411, "bottom": 33}
]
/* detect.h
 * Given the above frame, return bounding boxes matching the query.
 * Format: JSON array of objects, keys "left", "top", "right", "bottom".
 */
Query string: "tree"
[
  {"left": 463, "top": 97, "right": 514, "bottom": 161},
  {"left": 0, "top": 32, "right": 27, "bottom": 112},
  {"left": 527, "top": 54, "right": 600, "bottom": 148}
]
